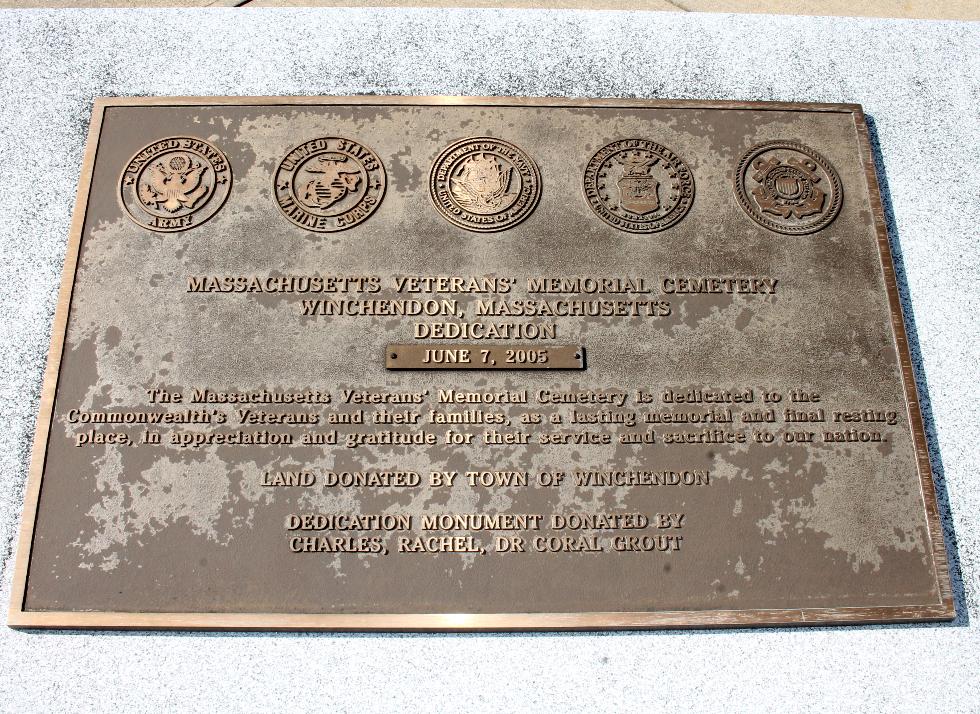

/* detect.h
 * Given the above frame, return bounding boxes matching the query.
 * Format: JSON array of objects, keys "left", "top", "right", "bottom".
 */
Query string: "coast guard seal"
[{"left": 734, "top": 140, "right": 842, "bottom": 234}]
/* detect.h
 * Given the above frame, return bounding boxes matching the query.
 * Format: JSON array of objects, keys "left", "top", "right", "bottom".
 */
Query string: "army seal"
[
  {"left": 583, "top": 139, "right": 695, "bottom": 233},
  {"left": 734, "top": 140, "right": 842, "bottom": 235},
  {"left": 274, "top": 137, "right": 386, "bottom": 232},
  {"left": 120, "top": 137, "right": 232, "bottom": 233},
  {"left": 429, "top": 137, "right": 541, "bottom": 232}
]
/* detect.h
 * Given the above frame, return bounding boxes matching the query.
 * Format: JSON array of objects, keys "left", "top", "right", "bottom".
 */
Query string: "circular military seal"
[
  {"left": 583, "top": 139, "right": 695, "bottom": 233},
  {"left": 429, "top": 137, "right": 541, "bottom": 232},
  {"left": 120, "top": 137, "right": 232, "bottom": 233},
  {"left": 274, "top": 137, "right": 386, "bottom": 232},
  {"left": 733, "top": 140, "right": 842, "bottom": 235}
]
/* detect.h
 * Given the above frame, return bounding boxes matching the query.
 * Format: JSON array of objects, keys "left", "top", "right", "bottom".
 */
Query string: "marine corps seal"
[
  {"left": 429, "top": 137, "right": 541, "bottom": 232},
  {"left": 120, "top": 137, "right": 232, "bottom": 233},
  {"left": 274, "top": 137, "right": 386, "bottom": 232},
  {"left": 583, "top": 139, "right": 695, "bottom": 233},
  {"left": 733, "top": 140, "right": 842, "bottom": 234}
]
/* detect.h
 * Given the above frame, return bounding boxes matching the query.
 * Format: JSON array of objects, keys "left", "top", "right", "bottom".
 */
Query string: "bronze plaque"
[{"left": 9, "top": 97, "right": 953, "bottom": 630}]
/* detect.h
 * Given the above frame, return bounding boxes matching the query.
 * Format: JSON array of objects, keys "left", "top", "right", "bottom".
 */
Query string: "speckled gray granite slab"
[{"left": 0, "top": 8, "right": 976, "bottom": 712}]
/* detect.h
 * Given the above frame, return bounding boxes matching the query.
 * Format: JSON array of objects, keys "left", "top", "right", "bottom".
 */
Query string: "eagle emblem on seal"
[
  {"left": 449, "top": 153, "right": 514, "bottom": 212},
  {"left": 138, "top": 153, "right": 210, "bottom": 214}
]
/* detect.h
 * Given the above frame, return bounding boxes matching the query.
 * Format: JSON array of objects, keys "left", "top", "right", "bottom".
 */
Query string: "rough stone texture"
[
  {"left": 0, "top": 8, "right": 976, "bottom": 712},
  {"left": 1, "top": 0, "right": 235, "bottom": 5},
  {"left": 2, "top": 1, "right": 978, "bottom": 22},
  {"left": 0, "top": 0, "right": 240, "bottom": 5},
  {"left": 241, "top": 0, "right": 980, "bottom": 21}
]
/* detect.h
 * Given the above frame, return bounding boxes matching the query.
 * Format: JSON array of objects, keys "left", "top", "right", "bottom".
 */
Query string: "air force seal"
[{"left": 583, "top": 139, "right": 695, "bottom": 233}]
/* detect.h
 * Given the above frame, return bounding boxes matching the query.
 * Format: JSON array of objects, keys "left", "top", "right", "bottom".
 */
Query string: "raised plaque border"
[{"left": 7, "top": 96, "right": 955, "bottom": 631}]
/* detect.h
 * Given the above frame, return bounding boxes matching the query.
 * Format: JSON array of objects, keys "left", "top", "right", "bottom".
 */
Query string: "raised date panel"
[{"left": 9, "top": 97, "right": 952, "bottom": 630}]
